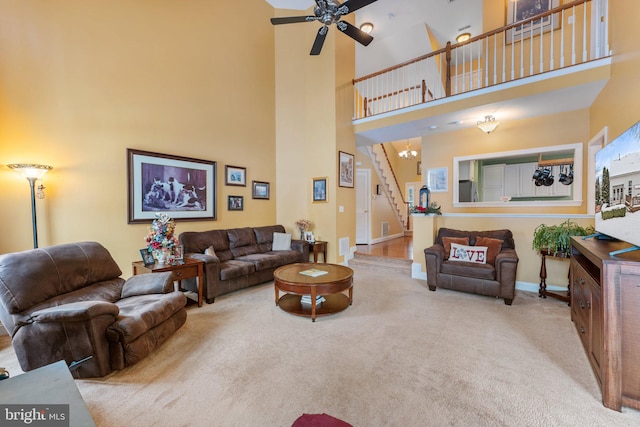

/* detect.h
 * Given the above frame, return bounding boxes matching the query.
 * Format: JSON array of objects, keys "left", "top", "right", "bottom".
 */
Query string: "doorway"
[{"left": 356, "top": 169, "right": 371, "bottom": 244}]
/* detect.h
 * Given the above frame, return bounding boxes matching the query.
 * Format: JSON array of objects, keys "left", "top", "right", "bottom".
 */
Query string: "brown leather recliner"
[
  {"left": 0, "top": 241, "right": 187, "bottom": 378},
  {"left": 424, "top": 228, "right": 519, "bottom": 305}
]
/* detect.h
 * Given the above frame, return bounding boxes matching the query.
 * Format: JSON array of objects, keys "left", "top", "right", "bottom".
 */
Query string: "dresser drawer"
[{"left": 168, "top": 264, "right": 199, "bottom": 282}]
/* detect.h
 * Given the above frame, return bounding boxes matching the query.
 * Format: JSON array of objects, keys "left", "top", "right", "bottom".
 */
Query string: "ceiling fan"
[{"left": 270, "top": 0, "right": 378, "bottom": 56}]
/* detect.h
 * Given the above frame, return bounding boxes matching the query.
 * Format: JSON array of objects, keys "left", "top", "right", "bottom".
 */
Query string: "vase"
[
  {"left": 299, "top": 228, "right": 305, "bottom": 240},
  {"left": 154, "top": 249, "right": 168, "bottom": 265}
]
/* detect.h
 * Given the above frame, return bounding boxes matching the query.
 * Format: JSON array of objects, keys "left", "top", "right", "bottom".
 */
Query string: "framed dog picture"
[
  {"left": 127, "top": 149, "right": 217, "bottom": 223},
  {"left": 228, "top": 195, "right": 244, "bottom": 211}
]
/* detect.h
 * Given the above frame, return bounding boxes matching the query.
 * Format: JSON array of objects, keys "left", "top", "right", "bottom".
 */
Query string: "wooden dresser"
[{"left": 570, "top": 236, "right": 640, "bottom": 411}]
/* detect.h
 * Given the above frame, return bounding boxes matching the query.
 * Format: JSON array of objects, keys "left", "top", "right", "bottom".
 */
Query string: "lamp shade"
[{"left": 7, "top": 164, "right": 53, "bottom": 180}]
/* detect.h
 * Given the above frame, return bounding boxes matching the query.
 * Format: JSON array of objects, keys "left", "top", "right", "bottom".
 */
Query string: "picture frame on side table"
[
  {"left": 313, "top": 177, "right": 328, "bottom": 202},
  {"left": 252, "top": 181, "right": 270, "bottom": 199},
  {"left": 139, "top": 249, "right": 155, "bottom": 266},
  {"left": 506, "top": 0, "right": 560, "bottom": 41},
  {"left": 127, "top": 149, "right": 216, "bottom": 223},
  {"left": 427, "top": 167, "right": 448, "bottom": 192},
  {"left": 228, "top": 195, "right": 244, "bottom": 211},
  {"left": 338, "top": 151, "right": 354, "bottom": 188},
  {"left": 225, "top": 165, "right": 246, "bottom": 186}
]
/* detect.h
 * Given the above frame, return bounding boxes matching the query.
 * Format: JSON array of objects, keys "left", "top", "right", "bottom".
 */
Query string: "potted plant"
[{"left": 532, "top": 219, "right": 594, "bottom": 255}]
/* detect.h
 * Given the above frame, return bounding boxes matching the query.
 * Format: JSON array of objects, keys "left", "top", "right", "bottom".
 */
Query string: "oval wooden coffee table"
[{"left": 274, "top": 263, "right": 353, "bottom": 322}]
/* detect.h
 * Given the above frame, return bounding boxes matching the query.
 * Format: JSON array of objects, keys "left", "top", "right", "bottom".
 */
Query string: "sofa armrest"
[
  {"left": 424, "top": 244, "right": 446, "bottom": 288},
  {"left": 291, "top": 240, "right": 310, "bottom": 260},
  {"left": 495, "top": 249, "right": 519, "bottom": 292},
  {"left": 121, "top": 271, "right": 173, "bottom": 298},
  {"left": 27, "top": 301, "right": 119, "bottom": 323},
  {"left": 184, "top": 252, "right": 221, "bottom": 303}
]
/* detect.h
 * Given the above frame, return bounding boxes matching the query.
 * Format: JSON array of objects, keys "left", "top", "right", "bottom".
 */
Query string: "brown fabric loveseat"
[
  {"left": 424, "top": 228, "right": 519, "bottom": 305},
  {"left": 0, "top": 242, "right": 187, "bottom": 378},
  {"left": 179, "top": 225, "right": 309, "bottom": 303}
]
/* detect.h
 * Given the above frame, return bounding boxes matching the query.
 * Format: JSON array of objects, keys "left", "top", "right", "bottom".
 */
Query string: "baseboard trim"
[{"left": 369, "top": 233, "right": 404, "bottom": 245}]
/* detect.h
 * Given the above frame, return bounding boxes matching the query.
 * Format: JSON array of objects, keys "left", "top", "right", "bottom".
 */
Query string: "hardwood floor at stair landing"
[{"left": 355, "top": 236, "right": 412, "bottom": 260}]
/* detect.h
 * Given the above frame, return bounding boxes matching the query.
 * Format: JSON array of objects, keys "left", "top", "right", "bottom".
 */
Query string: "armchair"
[
  {"left": 0, "top": 242, "right": 187, "bottom": 378},
  {"left": 424, "top": 228, "right": 519, "bottom": 305}
]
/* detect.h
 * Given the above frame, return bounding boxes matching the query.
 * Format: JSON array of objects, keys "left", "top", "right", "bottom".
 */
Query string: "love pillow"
[{"left": 449, "top": 243, "right": 488, "bottom": 264}]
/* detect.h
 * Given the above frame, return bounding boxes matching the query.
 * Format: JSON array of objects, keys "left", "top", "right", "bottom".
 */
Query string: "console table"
[
  {"left": 570, "top": 236, "right": 640, "bottom": 411},
  {"left": 538, "top": 249, "right": 570, "bottom": 304}
]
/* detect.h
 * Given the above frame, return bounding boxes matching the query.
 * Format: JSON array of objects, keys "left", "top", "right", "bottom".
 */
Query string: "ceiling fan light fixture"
[
  {"left": 477, "top": 115, "right": 500, "bottom": 134},
  {"left": 456, "top": 32, "right": 471, "bottom": 43},
  {"left": 360, "top": 22, "right": 374, "bottom": 34}
]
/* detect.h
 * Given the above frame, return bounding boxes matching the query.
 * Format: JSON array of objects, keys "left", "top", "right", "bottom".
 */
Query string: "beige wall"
[{"left": 0, "top": 1, "right": 277, "bottom": 273}]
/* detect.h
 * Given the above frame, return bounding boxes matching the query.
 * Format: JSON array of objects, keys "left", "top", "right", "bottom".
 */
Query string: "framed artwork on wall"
[
  {"left": 252, "top": 181, "right": 270, "bottom": 199},
  {"left": 338, "top": 151, "right": 354, "bottom": 188},
  {"left": 417, "top": 161, "right": 422, "bottom": 175},
  {"left": 506, "top": 0, "right": 560, "bottom": 41},
  {"left": 225, "top": 165, "right": 246, "bottom": 186},
  {"left": 313, "top": 177, "right": 328, "bottom": 202},
  {"left": 127, "top": 149, "right": 216, "bottom": 223},
  {"left": 228, "top": 195, "right": 244, "bottom": 211},
  {"left": 427, "top": 167, "right": 448, "bottom": 192}
]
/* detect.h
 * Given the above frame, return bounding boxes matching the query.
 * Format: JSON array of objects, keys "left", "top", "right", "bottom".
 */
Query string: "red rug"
[{"left": 291, "top": 413, "right": 352, "bottom": 427}]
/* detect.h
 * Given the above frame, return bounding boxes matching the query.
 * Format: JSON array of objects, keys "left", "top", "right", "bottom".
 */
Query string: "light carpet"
[{"left": 1, "top": 263, "right": 640, "bottom": 426}]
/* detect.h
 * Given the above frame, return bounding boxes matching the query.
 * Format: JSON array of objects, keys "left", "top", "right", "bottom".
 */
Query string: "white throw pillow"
[
  {"left": 449, "top": 243, "right": 488, "bottom": 264},
  {"left": 272, "top": 232, "right": 292, "bottom": 251},
  {"left": 204, "top": 246, "right": 216, "bottom": 257}
]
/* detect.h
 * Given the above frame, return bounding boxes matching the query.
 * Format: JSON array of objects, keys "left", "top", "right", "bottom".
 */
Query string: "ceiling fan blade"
[
  {"left": 310, "top": 26, "right": 329, "bottom": 56},
  {"left": 270, "top": 16, "right": 318, "bottom": 25},
  {"left": 339, "top": 0, "right": 379, "bottom": 15},
  {"left": 336, "top": 21, "right": 373, "bottom": 46}
]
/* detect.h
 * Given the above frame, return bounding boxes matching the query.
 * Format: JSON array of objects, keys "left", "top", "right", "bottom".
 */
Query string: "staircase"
[{"left": 363, "top": 144, "right": 409, "bottom": 231}]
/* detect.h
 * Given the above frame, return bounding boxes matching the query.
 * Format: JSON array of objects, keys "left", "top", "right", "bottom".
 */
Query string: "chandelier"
[{"left": 399, "top": 142, "right": 418, "bottom": 160}]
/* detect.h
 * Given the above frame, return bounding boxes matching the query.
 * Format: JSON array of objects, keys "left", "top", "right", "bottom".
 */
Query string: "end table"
[
  {"left": 309, "top": 241, "right": 327, "bottom": 263},
  {"left": 132, "top": 258, "right": 204, "bottom": 307}
]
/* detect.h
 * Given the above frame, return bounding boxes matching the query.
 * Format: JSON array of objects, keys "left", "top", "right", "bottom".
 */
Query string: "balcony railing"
[{"left": 352, "top": 0, "right": 609, "bottom": 120}]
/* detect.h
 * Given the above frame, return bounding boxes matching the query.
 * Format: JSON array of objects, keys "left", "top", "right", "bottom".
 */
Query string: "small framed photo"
[
  {"left": 139, "top": 248, "right": 155, "bottom": 266},
  {"left": 304, "top": 231, "right": 315, "bottom": 243},
  {"left": 228, "top": 195, "right": 244, "bottom": 211},
  {"left": 172, "top": 245, "right": 184, "bottom": 261},
  {"left": 225, "top": 165, "right": 246, "bottom": 186},
  {"left": 338, "top": 151, "right": 354, "bottom": 188},
  {"left": 313, "top": 177, "right": 328, "bottom": 202},
  {"left": 252, "top": 181, "right": 270, "bottom": 199}
]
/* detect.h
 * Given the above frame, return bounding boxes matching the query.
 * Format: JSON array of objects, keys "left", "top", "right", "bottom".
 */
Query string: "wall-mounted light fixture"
[
  {"left": 359, "top": 22, "right": 374, "bottom": 34},
  {"left": 399, "top": 141, "right": 418, "bottom": 160},
  {"left": 456, "top": 32, "right": 471, "bottom": 43},
  {"left": 477, "top": 115, "right": 500, "bottom": 134},
  {"left": 7, "top": 163, "right": 53, "bottom": 248}
]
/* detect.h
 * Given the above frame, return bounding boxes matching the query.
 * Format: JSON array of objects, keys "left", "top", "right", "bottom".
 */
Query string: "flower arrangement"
[
  {"left": 145, "top": 213, "right": 179, "bottom": 253},
  {"left": 295, "top": 219, "right": 312, "bottom": 231}
]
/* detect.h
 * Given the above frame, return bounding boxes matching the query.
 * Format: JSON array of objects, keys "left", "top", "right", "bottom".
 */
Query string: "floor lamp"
[{"left": 8, "top": 163, "right": 53, "bottom": 249}]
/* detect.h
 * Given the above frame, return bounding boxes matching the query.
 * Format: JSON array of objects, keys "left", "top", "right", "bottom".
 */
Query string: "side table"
[
  {"left": 538, "top": 249, "right": 570, "bottom": 304},
  {"left": 309, "top": 241, "right": 327, "bottom": 263},
  {"left": 132, "top": 258, "right": 204, "bottom": 307}
]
